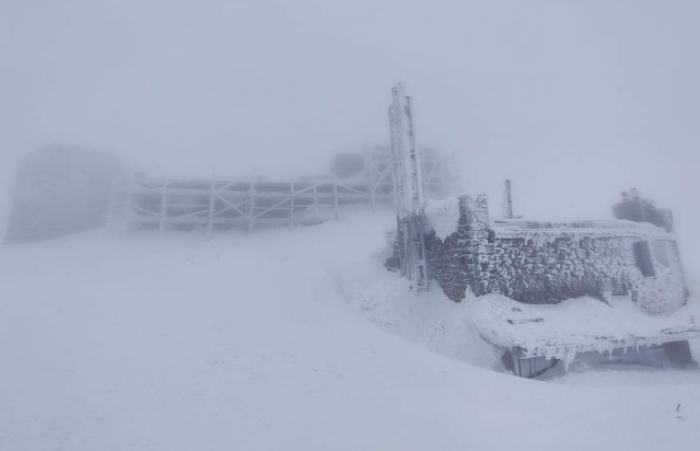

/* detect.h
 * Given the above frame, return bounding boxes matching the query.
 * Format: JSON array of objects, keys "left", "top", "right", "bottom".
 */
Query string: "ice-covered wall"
[
  {"left": 425, "top": 194, "right": 490, "bottom": 301},
  {"left": 425, "top": 195, "right": 688, "bottom": 315},
  {"left": 4, "top": 148, "right": 125, "bottom": 244}
]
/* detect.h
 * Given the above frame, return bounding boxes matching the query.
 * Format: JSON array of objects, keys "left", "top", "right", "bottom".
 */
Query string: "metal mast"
[
  {"left": 388, "top": 82, "right": 429, "bottom": 292},
  {"left": 503, "top": 179, "right": 514, "bottom": 219}
]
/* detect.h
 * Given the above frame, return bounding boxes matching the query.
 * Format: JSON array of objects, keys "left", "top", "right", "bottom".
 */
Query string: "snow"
[
  {"left": 1, "top": 209, "right": 700, "bottom": 450},
  {"left": 424, "top": 197, "right": 460, "bottom": 241},
  {"left": 492, "top": 218, "right": 671, "bottom": 233},
  {"left": 330, "top": 260, "right": 499, "bottom": 369},
  {"left": 472, "top": 294, "right": 700, "bottom": 363},
  {"left": 492, "top": 218, "right": 676, "bottom": 241}
]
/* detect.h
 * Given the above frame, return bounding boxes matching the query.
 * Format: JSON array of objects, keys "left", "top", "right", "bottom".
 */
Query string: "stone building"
[
  {"left": 398, "top": 193, "right": 699, "bottom": 377},
  {"left": 423, "top": 194, "right": 687, "bottom": 315}
]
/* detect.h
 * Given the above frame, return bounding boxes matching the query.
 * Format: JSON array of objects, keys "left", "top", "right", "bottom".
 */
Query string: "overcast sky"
[{"left": 1, "top": 0, "right": 698, "bottom": 261}]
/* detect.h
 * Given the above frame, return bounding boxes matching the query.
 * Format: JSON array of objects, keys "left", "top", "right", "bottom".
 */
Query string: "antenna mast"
[{"left": 388, "top": 83, "right": 429, "bottom": 292}]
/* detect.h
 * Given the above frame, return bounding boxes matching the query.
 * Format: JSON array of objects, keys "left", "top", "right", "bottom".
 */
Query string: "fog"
[
  {"left": 4, "top": 3, "right": 700, "bottom": 448},
  {"left": 1, "top": 0, "right": 699, "bottom": 261}
]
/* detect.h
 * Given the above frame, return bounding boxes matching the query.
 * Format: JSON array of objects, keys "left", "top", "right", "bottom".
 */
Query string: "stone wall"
[
  {"left": 480, "top": 233, "right": 632, "bottom": 303},
  {"left": 425, "top": 194, "right": 489, "bottom": 300},
  {"left": 425, "top": 195, "right": 688, "bottom": 315}
]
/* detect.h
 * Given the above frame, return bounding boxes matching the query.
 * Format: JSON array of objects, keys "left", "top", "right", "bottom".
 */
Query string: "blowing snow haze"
[
  {"left": 3, "top": 2, "right": 700, "bottom": 450},
  {"left": 2, "top": 0, "right": 699, "bottom": 227}
]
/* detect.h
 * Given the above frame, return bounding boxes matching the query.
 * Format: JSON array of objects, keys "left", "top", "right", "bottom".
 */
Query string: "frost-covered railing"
[
  {"left": 110, "top": 174, "right": 393, "bottom": 233},
  {"left": 473, "top": 295, "right": 700, "bottom": 361},
  {"left": 472, "top": 295, "right": 700, "bottom": 377}
]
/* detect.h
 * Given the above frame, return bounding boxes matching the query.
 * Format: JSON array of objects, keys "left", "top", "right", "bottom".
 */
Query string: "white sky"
[{"left": 1, "top": 0, "right": 698, "bottom": 261}]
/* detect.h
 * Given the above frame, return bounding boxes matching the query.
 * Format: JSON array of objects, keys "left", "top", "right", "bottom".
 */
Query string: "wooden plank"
[
  {"left": 253, "top": 197, "right": 293, "bottom": 220},
  {"left": 168, "top": 209, "right": 211, "bottom": 220},
  {"left": 132, "top": 206, "right": 160, "bottom": 217},
  {"left": 213, "top": 195, "right": 250, "bottom": 218}
]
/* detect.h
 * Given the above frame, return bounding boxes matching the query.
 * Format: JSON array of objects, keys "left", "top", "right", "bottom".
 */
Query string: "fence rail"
[{"left": 110, "top": 175, "right": 393, "bottom": 233}]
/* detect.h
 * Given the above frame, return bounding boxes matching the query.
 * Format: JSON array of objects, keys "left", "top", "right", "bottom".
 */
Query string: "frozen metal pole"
[
  {"left": 388, "top": 82, "right": 429, "bottom": 293},
  {"left": 503, "top": 179, "right": 514, "bottom": 219}
]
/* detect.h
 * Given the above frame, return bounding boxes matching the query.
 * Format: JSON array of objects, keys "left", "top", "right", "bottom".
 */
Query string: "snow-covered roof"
[
  {"left": 492, "top": 218, "right": 669, "bottom": 232},
  {"left": 423, "top": 193, "right": 678, "bottom": 244},
  {"left": 492, "top": 218, "right": 675, "bottom": 240},
  {"left": 424, "top": 197, "right": 461, "bottom": 241}
]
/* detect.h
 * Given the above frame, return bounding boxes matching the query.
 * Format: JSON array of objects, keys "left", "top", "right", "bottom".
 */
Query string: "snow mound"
[
  {"left": 424, "top": 197, "right": 460, "bottom": 241},
  {"left": 329, "top": 262, "right": 499, "bottom": 369},
  {"left": 2, "top": 209, "right": 700, "bottom": 450}
]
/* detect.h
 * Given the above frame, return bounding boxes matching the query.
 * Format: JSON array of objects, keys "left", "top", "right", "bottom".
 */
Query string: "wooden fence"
[{"left": 110, "top": 175, "right": 393, "bottom": 233}]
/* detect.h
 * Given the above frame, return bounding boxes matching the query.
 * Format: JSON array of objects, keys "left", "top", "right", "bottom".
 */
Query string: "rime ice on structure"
[
  {"left": 5, "top": 147, "right": 126, "bottom": 244},
  {"left": 421, "top": 190, "right": 699, "bottom": 377},
  {"left": 425, "top": 192, "right": 686, "bottom": 312}
]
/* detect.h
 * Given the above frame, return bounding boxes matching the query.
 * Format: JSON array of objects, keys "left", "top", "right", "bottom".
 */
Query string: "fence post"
[
  {"left": 333, "top": 176, "right": 339, "bottom": 220},
  {"left": 207, "top": 172, "right": 216, "bottom": 235},
  {"left": 365, "top": 145, "right": 376, "bottom": 211},
  {"left": 159, "top": 180, "right": 168, "bottom": 233},
  {"left": 248, "top": 178, "right": 256, "bottom": 232},
  {"left": 313, "top": 176, "right": 319, "bottom": 221},
  {"left": 124, "top": 170, "right": 135, "bottom": 230},
  {"left": 289, "top": 178, "right": 295, "bottom": 228}
]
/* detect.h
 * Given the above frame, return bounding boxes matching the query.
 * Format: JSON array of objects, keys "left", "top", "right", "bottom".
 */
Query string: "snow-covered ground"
[{"left": 1, "top": 210, "right": 699, "bottom": 450}]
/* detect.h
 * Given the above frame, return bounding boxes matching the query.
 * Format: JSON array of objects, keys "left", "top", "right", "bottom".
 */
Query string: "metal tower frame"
[
  {"left": 388, "top": 83, "right": 429, "bottom": 292},
  {"left": 365, "top": 146, "right": 461, "bottom": 208}
]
